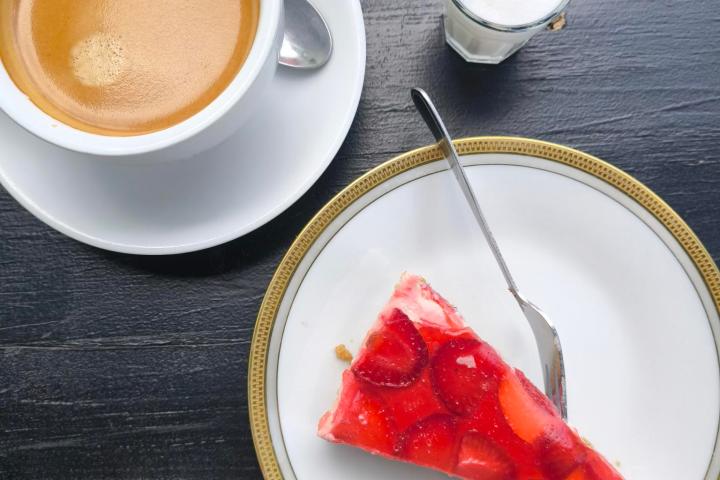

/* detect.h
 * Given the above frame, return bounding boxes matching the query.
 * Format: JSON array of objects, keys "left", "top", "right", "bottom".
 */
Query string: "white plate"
[
  {"left": 250, "top": 138, "right": 720, "bottom": 480},
  {"left": 0, "top": 0, "right": 365, "bottom": 254}
]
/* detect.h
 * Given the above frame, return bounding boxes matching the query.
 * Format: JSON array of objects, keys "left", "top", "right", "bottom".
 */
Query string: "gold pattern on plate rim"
[{"left": 248, "top": 136, "right": 720, "bottom": 479}]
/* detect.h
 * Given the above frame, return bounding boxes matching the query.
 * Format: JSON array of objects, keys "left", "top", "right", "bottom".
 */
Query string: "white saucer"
[
  {"left": 250, "top": 139, "right": 720, "bottom": 480},
  {"left": 0, "top": 0, "right": 365, "bottom": 254}
]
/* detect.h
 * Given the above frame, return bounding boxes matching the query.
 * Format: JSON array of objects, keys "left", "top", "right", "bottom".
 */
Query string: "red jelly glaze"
[{"left": 326, "top": 311, "right": 623, "bottom": 480}]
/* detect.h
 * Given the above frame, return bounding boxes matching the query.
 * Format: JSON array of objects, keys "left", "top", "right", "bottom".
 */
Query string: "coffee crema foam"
[
  {"left": 71, "top": 33, "right": 126, "bottom": 87},
  {"left": 0, "top": 0, "right": 259, "bottom": 136}
]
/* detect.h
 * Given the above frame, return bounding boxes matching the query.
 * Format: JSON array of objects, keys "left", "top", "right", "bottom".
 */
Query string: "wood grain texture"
[{"left": 1, "top": 0, "right": 718, "bottom": 478}]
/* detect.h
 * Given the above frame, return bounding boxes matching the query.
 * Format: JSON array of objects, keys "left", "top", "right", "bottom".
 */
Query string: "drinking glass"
[{"left": 444, "top": 0, "right": 569, "bottom": 64}]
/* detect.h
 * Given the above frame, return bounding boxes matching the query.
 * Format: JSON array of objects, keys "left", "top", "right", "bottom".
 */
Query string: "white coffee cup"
[{"left": 0, "top": 0, "right": 283, "bottom": 160}]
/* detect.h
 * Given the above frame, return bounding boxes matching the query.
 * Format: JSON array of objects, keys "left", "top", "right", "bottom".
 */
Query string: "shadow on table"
[
  {"left": 97, "top": 205, "right": 304, "bottom": 278},
  {"left": 417, "top": 16, "right": 525, "bottom": 131}
]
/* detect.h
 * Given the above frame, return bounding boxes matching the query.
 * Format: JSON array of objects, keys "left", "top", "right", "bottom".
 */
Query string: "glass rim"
[{"left": 450, "top": 0, "right": 570, "bottom": 32}]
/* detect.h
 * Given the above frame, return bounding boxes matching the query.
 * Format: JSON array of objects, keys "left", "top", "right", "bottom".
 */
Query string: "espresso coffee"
[{"left": 0, "top": 0, "right": 259, "bottom": 136}]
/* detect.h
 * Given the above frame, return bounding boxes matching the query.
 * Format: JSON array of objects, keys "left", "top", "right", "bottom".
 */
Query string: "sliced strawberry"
[
  {"left": 498, "top": 371, "right": 554, "bottom": 444},
  {"left": 377, "top": 369, "right": 448, "bottom": 431},
  {"left": 538, "top": 441, "right": 621, "bottom": 480},
  {"left": 328, "top": 376, "right": 396, "bottom": 455},
  {"left": 430, "top": 337, "right": 506, "bottom": 415},
  {"left": 535, "top": 422, "right": 587, "bottom": 479},
  {"left": 455, "top": 431, "right": 516, "bottom": 480},
  {"left": 395, "top": 414, "right": 457, "bottom": 471},
  {"left": 352, "top": 309, "right": 429, "bottom": 388}
]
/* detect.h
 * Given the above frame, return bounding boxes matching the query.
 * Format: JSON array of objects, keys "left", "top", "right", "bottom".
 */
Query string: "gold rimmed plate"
[{"left": 250, "top": 137, "right": 720, "bottom": 479}]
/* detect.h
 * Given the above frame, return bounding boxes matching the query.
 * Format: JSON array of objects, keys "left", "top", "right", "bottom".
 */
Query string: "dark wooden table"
[{"left": 2, "top": 0, "right": 719, "bottom": 478}]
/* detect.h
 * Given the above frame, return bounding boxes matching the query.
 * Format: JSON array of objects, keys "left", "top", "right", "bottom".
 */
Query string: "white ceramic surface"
[
  {"left": 0, "top": 0, "right": 365, "bottom": 254},
  {"left": 267, "top": 154, "right": 720, "bottom": 479},
  {"left": 0, "top": 0, "right": 283, "bottom": 158}
]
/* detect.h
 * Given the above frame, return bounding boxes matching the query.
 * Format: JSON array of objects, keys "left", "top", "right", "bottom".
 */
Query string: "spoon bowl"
[{"left": 279, "top": 0, "right": 333, "bottom": 69}]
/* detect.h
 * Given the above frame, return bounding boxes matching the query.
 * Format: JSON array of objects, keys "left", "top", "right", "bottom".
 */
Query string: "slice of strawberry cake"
[{"left": 318, "top": 273, "right": 623, "bottom": 480}]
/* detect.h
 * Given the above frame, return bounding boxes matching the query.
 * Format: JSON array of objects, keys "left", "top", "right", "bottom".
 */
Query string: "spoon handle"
[
  {"left": 410, "top": 87, "right": 519, "bottom": 295},
  {"left": 411, "top": 88, "right": 567, "bottom": 420}
]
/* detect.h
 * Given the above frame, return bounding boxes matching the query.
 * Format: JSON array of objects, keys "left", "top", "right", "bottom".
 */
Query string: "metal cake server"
[
  {"left": 411, "top": 87, "right": 568, "bottom": 419},
  {"left": 279, "top": 0, "right": 333, "bottom": 69}
]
